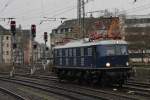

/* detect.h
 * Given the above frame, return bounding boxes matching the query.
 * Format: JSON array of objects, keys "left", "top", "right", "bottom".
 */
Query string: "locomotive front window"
[
  {"left": 120, "top": 45, "right": 128, "bottom": 55},
  {"left": 115, "top": 45, "right": 128, "bottom": 55},
  {"left": 98, "top": 45, "right": 128, "bottom": 56},
  {"left": 105, "top": 46, "right": 115, "bottom": 56}
]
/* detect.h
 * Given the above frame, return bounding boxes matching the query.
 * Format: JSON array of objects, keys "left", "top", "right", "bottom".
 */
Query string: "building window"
[
  {"left": 6, "top": 51, "right": 9, "bottom": 55},
  {"left": 60, "top": 29, "right": 64, "bottom": 33},
  {"left": 7, "top": 59, "right": 10, "bottom": 62},
  {"left": 6, "top": 36, "right": 9, "bottom": 40},
  {"left": 65, "top": 28, "right": 69, "bottom": 32},
  {"left": 68, "top": 28, "right": 71, "bottom": 32},
  {"left": 7, "top": 43, "right": 9, "bottom": 47}
]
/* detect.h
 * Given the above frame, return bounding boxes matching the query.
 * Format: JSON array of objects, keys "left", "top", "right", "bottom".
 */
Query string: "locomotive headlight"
[
  {"left": 126, "top": 62, "right": 129, "bottom": 66},
  {"left": 106, "top": 62, "right": 110, "bottom": 67}
]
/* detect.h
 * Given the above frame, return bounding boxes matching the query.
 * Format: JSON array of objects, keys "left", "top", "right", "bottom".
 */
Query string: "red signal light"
[
  {"left": 31, "top": 24, "right": 36, "bottom": 38},
  {"left": 44, "top": 32, "right": 48, "bottom": 42}
]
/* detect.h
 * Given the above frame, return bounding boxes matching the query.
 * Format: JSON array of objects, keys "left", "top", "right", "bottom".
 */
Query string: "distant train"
[{"left": 53, "top": 39, "right": 132, "bottom": 86}]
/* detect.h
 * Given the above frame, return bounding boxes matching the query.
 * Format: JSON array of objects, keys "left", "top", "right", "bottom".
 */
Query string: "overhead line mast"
[
  {"left": 77, "top": 0, "right": 85, "bottom": 38},
  {"left": 77, "top": 0, "right": 94, "bottom": 39}
]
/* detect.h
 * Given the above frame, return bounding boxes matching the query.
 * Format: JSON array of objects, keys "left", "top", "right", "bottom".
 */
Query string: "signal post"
[
  {"left": 43, "top": 32, "right": 48, "bottom": 70},
  {"left": 31, "top": 24, "right": 36, "bottom": 75},
  {"left": 10, "top": 21, "right": 16, "bottom": 77}
]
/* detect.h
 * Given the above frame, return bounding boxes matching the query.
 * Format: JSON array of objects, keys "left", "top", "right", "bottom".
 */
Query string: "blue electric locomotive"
[{"left": 53, "top": 39, "right": 131, "bottom": 85}]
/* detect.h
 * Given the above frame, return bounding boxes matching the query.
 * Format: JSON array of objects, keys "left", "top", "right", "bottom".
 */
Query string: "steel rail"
[
  {"left": 0, "top": 76, "right": 138, "bottom": 100},
  {"left": 0, "top": 86, "right": 26, "bottom": 100}
]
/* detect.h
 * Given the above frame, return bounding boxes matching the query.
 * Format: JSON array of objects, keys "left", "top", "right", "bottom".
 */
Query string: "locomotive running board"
[{"left": 54, "top": 66, "right": 132, "bottom": 71}]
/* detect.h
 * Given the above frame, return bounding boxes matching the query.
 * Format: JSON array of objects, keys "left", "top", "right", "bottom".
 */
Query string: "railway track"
[
  {"left": 127, "top": 80, "right": 150, "bottom": 88},
  {"left": 0, "top": 86, "right": 26, "bottom": 100},
  {"left": 1, "top": 73, "right": 150, "bottom": 99},
  {"left": 0, "top": 75, "right": 141, "bottom": 100},
  {"left": 123, "top": 80, "right": 150, "bottom": 97},
  {"left": 16, "top": 74, "right": 150, "bottom": 97},
  {"left": 16, "top": 74, "right": 150, "bottom": 99},
  {"left": 0, "top": 76, "right": 107, "bottom": 100}
]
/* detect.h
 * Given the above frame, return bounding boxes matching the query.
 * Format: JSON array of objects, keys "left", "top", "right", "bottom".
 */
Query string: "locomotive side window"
[
  {"left": 59, "top": 49, "right": 62, "bottom": 57},
  {"left": 55, "top": 50, "right": 57, "bottom": 57},
  {"left": 73, "top": 48, "right": 76, "bottom": 56},
  {"left": 81, "top": 58, "right": 84, "bottom": 66},
  {"left": 62, "top": 49, "right": 65, "bottom": 57},
  {"left": 81, "top": 47, "right": 84, "bottom": 56},
  {"left": 73, "top": 58, "right": 77, "bottom": 66},
  {"left": 66, "top": 58, "right": 69, "bottom": 65},
  {"left": 69, "top": 49, "right": 73, "bottom": 57},
  {"left": 87, "top": 47, "right": 92, "bottom": 56},
  {"left": 65, "top": 49, "right": 68, "bottom": 57},
  {"left": 60, "top": 58, "right": 62, "bottom": 65}
]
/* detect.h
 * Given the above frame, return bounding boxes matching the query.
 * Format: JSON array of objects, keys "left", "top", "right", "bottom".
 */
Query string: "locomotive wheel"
[
  {"left": 92, "top": 74, "right": 99, "bottom": 85},
  {"left": 86, "top": 72, "right": 92, "bottom": 84},
  {"left": 76, "top": 72, "right": 81, "bottom": 83},
  {"left": 57, "top": 70, "right": 64, "bottom": 82},
  {"left": 118, "top": 79, "right": 124, "bottom": 87},
  {"left": 100, "top": 73, "right": 108, "bottom": 87},
  {"left": 67, "top": 71, "right": 75, "bottom": 81}
]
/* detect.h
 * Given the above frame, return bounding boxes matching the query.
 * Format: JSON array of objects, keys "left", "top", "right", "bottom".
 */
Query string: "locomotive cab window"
[
  {"left": 115, "top": 45, "right": 128, "bottom": 55},
  {"left": 98, "top": 45, "right": 128, "bottom": 56},
  {"left": 120, "top": 45, "right": 128, "bottom": 55}
]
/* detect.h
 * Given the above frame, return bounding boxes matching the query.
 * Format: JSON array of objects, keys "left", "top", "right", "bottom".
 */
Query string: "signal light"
[
  {"left": 10, "top": 21, "right": 16, "bottom": 35},
  {"left": 31, "top": 24, "right": 36, "bottom": 38},
  {"left": 46, "top": 47, "right": 49, "bottom": 51},
  {"left": 33, "top": 44, "right": 37, "bottom": 49},
  {"left": 44, "top": 32, "right": 48, "bottom": 42}
]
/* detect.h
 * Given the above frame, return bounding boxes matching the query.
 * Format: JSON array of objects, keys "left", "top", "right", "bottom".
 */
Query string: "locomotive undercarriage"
[{"left": 54, "top": 67, "right": 131, "bottom": 86}]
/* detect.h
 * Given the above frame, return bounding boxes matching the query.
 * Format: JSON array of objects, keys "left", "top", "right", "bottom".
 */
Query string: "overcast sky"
[{"left": 0, "top": 0, "right": 150, "bottom": 43}]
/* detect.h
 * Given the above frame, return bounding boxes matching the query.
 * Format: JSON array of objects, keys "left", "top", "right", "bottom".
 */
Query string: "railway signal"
[
  {"left": 10, "top": 20, "right": 17, "bottom": 77},
  {"left": 31, "top": 24, "right": 36, "bottom": 75},
  {"left": 10, "top": 21, "right": 16, "bottom": 36},
  {"left": 33, "top": 44, "right": 37, "bottom": 49},
  {"left": 44, "top": 32, "right": 48, "bottom": 42},
  {"left": 46, "top": 47, "right": 49, "bottom": 51},
  {"left": 43, "top": 32, "right": 48, "bottom": 70},
  {"left": 31, "top": 24, "right": 36, "bottom": 38}
]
